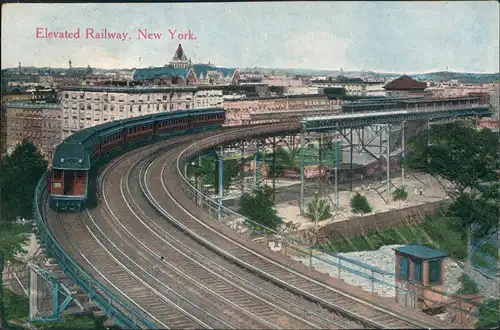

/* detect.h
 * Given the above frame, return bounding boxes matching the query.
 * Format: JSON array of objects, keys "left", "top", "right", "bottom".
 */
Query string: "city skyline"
[{"left": 2, "top": 2, "right": 499, "bottom": 73}]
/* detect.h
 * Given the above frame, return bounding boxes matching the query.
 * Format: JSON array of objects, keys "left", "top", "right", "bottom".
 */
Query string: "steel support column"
[
  {"left": 349, "top": 129, "right": 353, "bottom": 191},
  {"left": 197, "top": 154, "right": 202, "bottom": 206},
  {"left": 386, "top": 124, "right": 391, "bottom": 203},
  {"left": 240, "top": 140, "right": 245, "bottom": 193},
  {"left": 300, "top": 130, "right": 305, "bottom": 215},
  {"left": 426, "top": 120, "right": 431, "bottom": 202},
  {"left": 319, "top": 132, "right": 323, "bottom": 194},
  {"left": 29, "top": 265, "right": 38, "bottom": 320},
  {"left": 335, "top": 139, "right": 339, "bottom": 209},
  {"left": 401, "top": 121, "right": 405, "bottom": 187},
  {"left": 272, "top": 136, "right": 276, "bottom": 202},
  {"left": 253, "top": 140, "right": 258, "bottom": 189},
  {"left": 217, "top": 145, "right": 224, "bottom": 221}
]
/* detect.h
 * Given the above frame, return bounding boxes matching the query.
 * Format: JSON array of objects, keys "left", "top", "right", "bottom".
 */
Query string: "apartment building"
[
  {"left": 59, "top": 86, "right": 223, "bottom": 138},
  {"left": 5, "top": 102, "right": 62, "bottom": 161}
]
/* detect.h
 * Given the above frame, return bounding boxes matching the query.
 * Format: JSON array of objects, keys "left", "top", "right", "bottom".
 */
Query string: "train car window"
[
  {"left": 53, "top": 170, "right": 62, "bottom": 180},
  {"left": 76, "top": 172, "right": 86, "bottom": 182}
]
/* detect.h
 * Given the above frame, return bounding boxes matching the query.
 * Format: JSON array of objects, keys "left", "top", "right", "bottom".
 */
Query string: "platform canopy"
[{"left": 394, "top": 244, "right": 448, "bottom": 260}]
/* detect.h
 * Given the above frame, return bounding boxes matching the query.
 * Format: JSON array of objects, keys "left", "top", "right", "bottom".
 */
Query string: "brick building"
[
  {"left": 223, "top": 94, "right": 342, "bottom": 125},
  {"left": 384, "top": 75, "right": 427, "bottom": 97},
  {"left": 5, "top": 102, "right": 62, "bottom": 161},
  {"left": 1, "top": 89, "right": 57, "bottom": 162}
]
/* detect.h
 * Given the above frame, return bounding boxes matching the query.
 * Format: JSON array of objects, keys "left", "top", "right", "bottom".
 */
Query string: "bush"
[
  {"left": 476, "top": 299, "right": 500, "bottom": 329},
  {"left": 457, "top": 274, "right": 479, "bottom": 295},
  {"left": 393, "top": 185, "right": 408, "bottom": 201},
  {"left": 422, "top": 216, "right": 467, "bottom": 261},
  {"left": 350, "top": 193, "right": 372, "bottom": 214}
]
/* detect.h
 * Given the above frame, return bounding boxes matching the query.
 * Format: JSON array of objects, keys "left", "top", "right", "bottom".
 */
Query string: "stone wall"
[{"left": 315, "top": 200, "right": 450, "bottom": 242}]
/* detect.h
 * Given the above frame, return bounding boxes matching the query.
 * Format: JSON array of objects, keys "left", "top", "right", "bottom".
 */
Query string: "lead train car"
[{"left": 49, "top": 108, "right": 226, "bottom": 212}]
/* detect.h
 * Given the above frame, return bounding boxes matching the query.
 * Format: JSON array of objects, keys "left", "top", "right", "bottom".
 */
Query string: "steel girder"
[{"left": 301, "top": 107, "right": 491, "bottom": 132}]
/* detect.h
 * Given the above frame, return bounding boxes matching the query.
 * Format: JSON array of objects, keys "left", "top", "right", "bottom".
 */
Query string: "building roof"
[
  {"left": 191, "top": 64, "right": 237, "bottom": 80},
  {"left": 172, "top": 44, "right": 188, "bottom": 62},
  {"left": 60, "top": 85, "right": 198, "bottom": 93},
  {"left": 132, "top": 67, "right": 191, "bottom": 81},
  {"left": 384, "top": 75, "right": 427, "bottom": 91},
  {"left": 394, "top": 244, "right": 448, "bottom": 260}
]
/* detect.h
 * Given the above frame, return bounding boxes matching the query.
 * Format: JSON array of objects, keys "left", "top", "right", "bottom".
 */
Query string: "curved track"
[{"left": 44, "top": 124, "right": 452, "bottom": 329}]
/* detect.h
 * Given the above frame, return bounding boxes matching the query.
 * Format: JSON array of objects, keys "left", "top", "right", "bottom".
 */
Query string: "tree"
[
  {"left": 303, "top": 192, "right": 332, "bottom": 267},
  {"left": 239, "top": 183, "right": 283, "bottom": 232},
  {"left": 0, "top": 141, "right": 45, "bottom": 327},
  {"left": 475, "top": 299, "right": 500, "bottom": 329},
  {"left": 350, "top": 193, "right": 372, "bottom": 215},
  {"left": 0, "top": 223, "right": 28, "bottom": 328},
  {"left": 0, "top": 140, "right": 48, "bottom": 222},
  {"left": 197, "top": 155, "right": 240, "bottom": 194},
  {"left": 406, "top": 122, "right": 499, "bottom": 274},
  {"left": 393, "top": 185, "right": 408, "bottom": 202}
]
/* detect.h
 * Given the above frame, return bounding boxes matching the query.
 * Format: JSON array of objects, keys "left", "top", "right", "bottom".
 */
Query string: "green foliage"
[
  {"left": 0, "top": 223, "right": 29, "bottom": 328},
  {"left": 476, "top": 299, "right": 500, "bottom": 329},
  {"left": 239, "top": 183, "right": 283, "bottom": 232},
  {"left": 33, "top": 313, "right": 112, "bottom": 329},
  {"left": 407, "top": 122, "right": 499, "bottom": 274},
  {"left": 446, "top": 187, "right": 499, "bottom": 241},
  {"left": 2, "top": 289, "right": 29, "bottom": 322},
  {"left": 272, "top": 146, "right": 295, "bottom": 168},
  {"left": 422, "top": 216, "right": 467, "bottom": 261},
  {"left": 195, "top": 155, "right": 240, "bottom": 194},
  {"left": 350, "top": 193, "right": 372, "bottom": 214},
  {"left": 0, "top": 140, "right": 48, "bottom": 221},
  {"left": 457, "top": 274, "right": 480, "bottom": 295},
  {"left": 407, "top": 122, "right": 499, "bottom": 192},
  {"left": 304, "top": 193, "right": 332, "bottom": 223},
  {"left": 392, "top": 185, "right": 408, "bottom": 201}
]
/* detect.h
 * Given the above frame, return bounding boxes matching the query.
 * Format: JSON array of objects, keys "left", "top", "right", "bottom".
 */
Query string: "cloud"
[
  {"left": 1, "top": 2, "right": 498, "bottom": 73},
  {"left": 278, "top": 31, "right": 355, "bottom": 71}
]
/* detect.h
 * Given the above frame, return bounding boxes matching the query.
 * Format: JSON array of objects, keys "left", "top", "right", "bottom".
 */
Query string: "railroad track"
[
  {"left": 40, "top": 123, "right": 452, "bottom": 329},
  {"left": 40, "top": 134, "right": 247, "bottom": 329},
  {"left": 98, "top": 135, "right": 356, "bottom": 329},
  {"left": 140, "top": 124, "right": 452, "bottom": 329}
]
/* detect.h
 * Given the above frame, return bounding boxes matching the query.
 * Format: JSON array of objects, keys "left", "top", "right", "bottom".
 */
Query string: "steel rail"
[
  {"left": 136, "top": 149, "right": 352, "bottom": 329},
  {"left": 161, "top": 124, "right": 447, "bottom": 329}
]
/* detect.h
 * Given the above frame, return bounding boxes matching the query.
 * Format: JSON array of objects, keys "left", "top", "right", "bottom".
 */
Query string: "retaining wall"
[{"left": 315, "top": 200, "right": 451, "bottom": 242}]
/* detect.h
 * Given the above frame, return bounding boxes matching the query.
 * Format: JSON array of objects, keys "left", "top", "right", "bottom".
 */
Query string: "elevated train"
[{"left": 49, "top": 108, "right": 226, "bottom": 212}]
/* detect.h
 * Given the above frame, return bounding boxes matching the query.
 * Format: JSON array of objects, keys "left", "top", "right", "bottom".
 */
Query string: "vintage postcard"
[{"left": 1, "top": 2, "right": 499, "bottom": 330}]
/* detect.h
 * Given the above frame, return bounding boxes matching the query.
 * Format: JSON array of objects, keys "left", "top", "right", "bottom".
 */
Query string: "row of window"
[
  {"left": 64, "top": 93, "right": 190, "bottom": 101},
  {"left": 399, "top": 256, "right": 442, "bottom": 284},
  {"left": 66, "top": 103, "right": 192, "bottom": 112},
  {"left": 52, "top": 171, "right": 86, "bottom": 182}
]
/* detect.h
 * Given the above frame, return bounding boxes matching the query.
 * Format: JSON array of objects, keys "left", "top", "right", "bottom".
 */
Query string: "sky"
[{"left": 1, "top": 2, "right": 499, "bottom": 73}]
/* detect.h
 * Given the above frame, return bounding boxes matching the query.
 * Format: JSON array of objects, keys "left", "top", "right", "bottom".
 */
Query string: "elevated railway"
[
  {"left": 38, "top": 97, "right": 491, "bottom": 328},
  {"left": 40, "top": 124, "right": 455, "bottom": 329}
]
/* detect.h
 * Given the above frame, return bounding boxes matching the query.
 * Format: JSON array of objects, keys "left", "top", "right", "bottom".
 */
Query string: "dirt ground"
[{"left": 270, "top": 172, "right": 450, "bottom": 230}]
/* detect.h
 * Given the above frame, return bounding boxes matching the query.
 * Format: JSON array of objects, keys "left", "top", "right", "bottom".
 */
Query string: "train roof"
[
  {"left": 52, "top": 142, "right": 90, "bottom": 170},
  {"left": 52, "top": 107, "right": 225, "bottom": 170}
]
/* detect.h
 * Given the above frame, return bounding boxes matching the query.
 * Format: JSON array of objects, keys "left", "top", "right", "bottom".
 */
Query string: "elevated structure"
[
  {"left": 35, "top": 93, "right": 493, "bottom": 328},
  {"left": 301, "top": 99, "right": 490, "bottom": 132}
]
